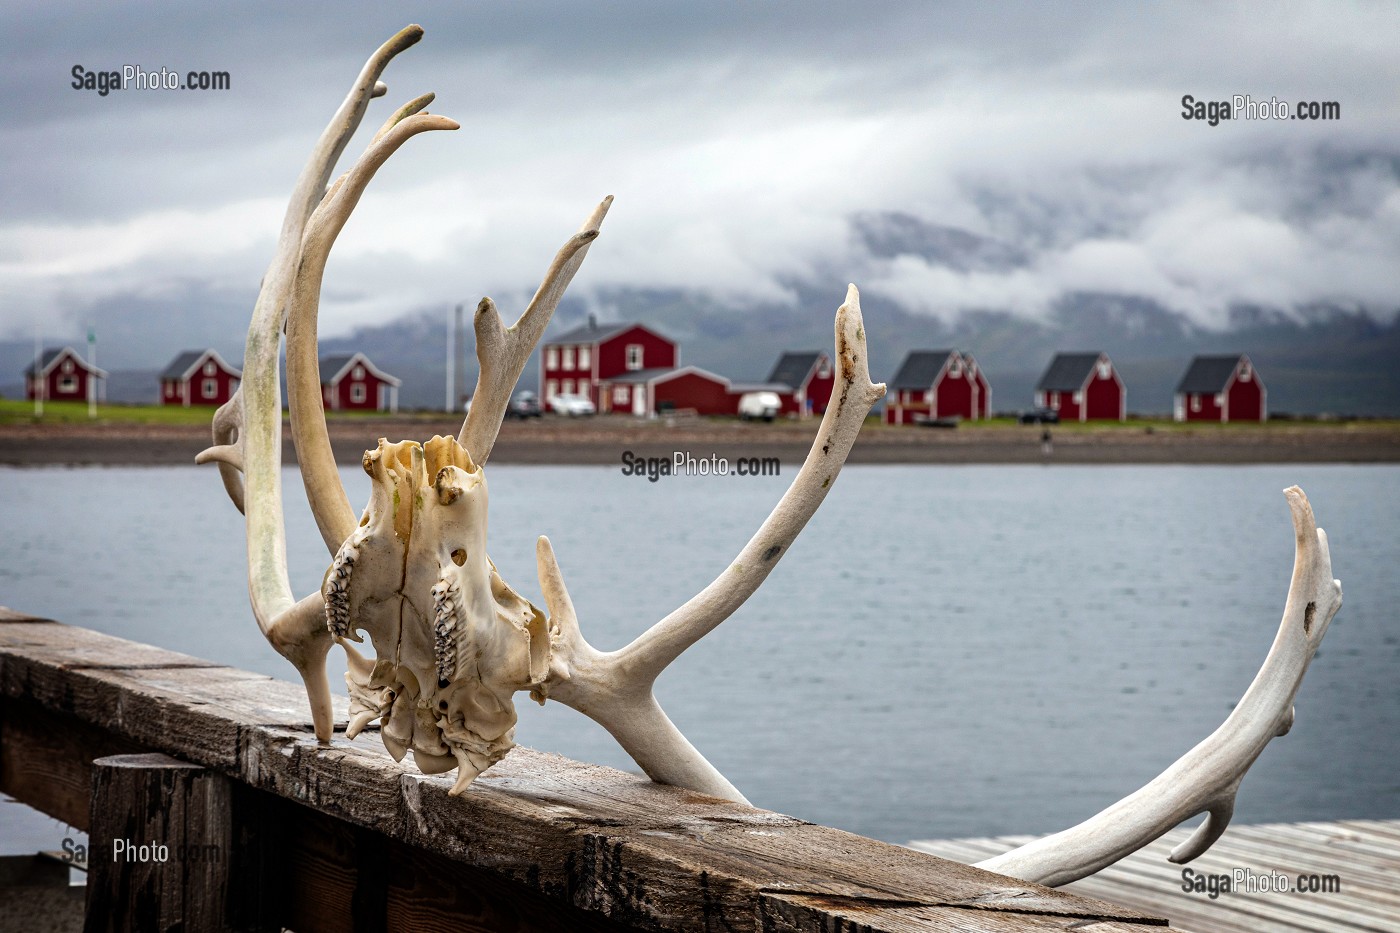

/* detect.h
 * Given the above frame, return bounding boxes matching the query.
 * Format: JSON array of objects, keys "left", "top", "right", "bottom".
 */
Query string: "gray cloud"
[{"left": 3, "top": 1, "right": 1398, "bottom": 360}]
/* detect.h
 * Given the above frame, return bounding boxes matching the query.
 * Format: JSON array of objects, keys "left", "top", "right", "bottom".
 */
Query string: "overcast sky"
[{"left": 3, "top": 2, "right": 1398, "bottom": 364}]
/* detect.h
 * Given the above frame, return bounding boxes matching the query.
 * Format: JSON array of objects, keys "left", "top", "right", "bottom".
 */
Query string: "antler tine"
[
  {"left": 287, "top": 109, "right": 460, "bottom": 555},
  {"left": 976, "top": 486, "right": 1342, "bottom": 887},
  {"left": 458, "top": 196, "right": 613, "bottom": 464},
  {"left": 205, "top": 25, "right": 426, "bottom": 743},
  {"left": 537, "top": 285, "right": 885, "bottom": 800}
]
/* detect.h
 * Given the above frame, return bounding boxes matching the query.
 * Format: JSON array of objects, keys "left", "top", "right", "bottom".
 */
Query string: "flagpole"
[
  {"left": 33, "top": 329, "right": 43, "bottom": 418},
  {"left": 87, "top": 325, "right": 98, "bottom": 419}
]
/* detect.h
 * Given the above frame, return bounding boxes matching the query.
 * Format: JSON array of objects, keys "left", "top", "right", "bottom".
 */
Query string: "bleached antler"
[
  {"left": 976, "top": 486, "right": 1342, "bottom": 886},
  {"left": 196, "top": 25, "right": 448, "bottom": 741},
  {"left": 533, "top": 285, "right": 886, "bottom": 801}
]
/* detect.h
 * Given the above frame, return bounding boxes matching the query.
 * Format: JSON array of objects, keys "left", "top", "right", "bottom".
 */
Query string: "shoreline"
[{"left": 2, "top": 417, "right": 1398, "bottom": 466}]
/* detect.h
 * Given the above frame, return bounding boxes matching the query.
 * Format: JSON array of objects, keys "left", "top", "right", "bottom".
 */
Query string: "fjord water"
[{"left": 2, "top": 462, "right": 1397, "bottom": 845}]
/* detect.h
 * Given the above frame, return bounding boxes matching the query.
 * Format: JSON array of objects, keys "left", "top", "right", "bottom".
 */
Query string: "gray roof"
[
  {"left": 160, "top": 349, "right": 240, "bottom": 381},
  {"left": 547, "top": 320, "right": 664, "bottom": 346},
  {"left": 765, "top": 351, "right": 823, "bottom": 391},
  {"left": 25, "top": 346, "right": 107, "bottom": 378},
  {"left": 320, "top": 352, "right": 400, "bottom": 386},
  {"left": 889, "top": 350, "right": 955, "bottom": 390},
  {"left": 1036, "top": 353, "right": 1105, "bottom": 391},
  {"left": 1176, "top": 355, "right": 1247, "bottom": 394}
]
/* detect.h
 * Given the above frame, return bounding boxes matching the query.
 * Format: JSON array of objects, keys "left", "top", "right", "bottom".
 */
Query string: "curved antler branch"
[
  {"left": 536, "top": 285, "right": 886, "bottom": 801},
  {"left": 458, "top": 196, "right": 612, "bottom": 464},
  {"left": 199, "top": 25, "right": 427, "bottom": 743},
  {"left": 287, "top": 110, "right": 460, "bottom": 555},
  {"left": 976, "top": 486, "right": 1342, "bottom": 887}
]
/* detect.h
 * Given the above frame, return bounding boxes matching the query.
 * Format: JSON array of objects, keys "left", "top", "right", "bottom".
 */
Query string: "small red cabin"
[
  {"left": 25, "top": 347, "right": 106, "bottom": 403},
  {"left": 764, "top": 351, "right": 834, "bottom": 417},
  {"left": 320, "top": 352, "right": 400, "bottom": 412},
  {"left": 603, "top": 366, "right": 734, "bottom": 417},
  {"left": 160, "top": 349, "right": 241, "bottom": 407},
  {"left": 542, "top": 317, "right": 677, "bottom": 410},
  {"left": 1174, "top": 354, "right": 1265, "bottom": 423},
  {"left": 884, "top": 350, "right": 984, "bottom": 424},
  {"left": 1034, "top": 352, "right": 1125, "bottom": 422}
]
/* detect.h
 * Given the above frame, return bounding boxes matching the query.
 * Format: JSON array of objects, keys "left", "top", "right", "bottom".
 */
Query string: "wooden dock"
[
  {"left": 0, "top": 610, "right": 1175, "bottom": 932},
  {"left": 911, "top": 819, "right": 1400, "bottom": 932}
]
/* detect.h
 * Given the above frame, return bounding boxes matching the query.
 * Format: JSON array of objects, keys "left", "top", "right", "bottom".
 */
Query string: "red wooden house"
[
  {"left": 764, "top": 351, "right": 834, "bottom": 417},
  {"left": 25, "top": 347, "right": 106, "bottom": 403},
  {"left": 1174, "top": 354, "right": 1265, "bottom": 423},
  {"left": 1034, "top": 352, "right": 1125, "bottom": 422},
  {"left": 159, "top": 349, "right": 241, "bottom": 407},
  {"left": 541, "top": 317, "right": 677, "bottom": 412},
  {"left": 884, "top": 350, "right": 984, "bottom": 424},
  {"left": 320, "top": 352, "right": 400, "bottom": 412}
]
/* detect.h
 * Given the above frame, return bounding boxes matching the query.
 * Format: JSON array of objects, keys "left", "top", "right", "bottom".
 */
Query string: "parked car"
[
  {"left": 506, "top": 390, "right": 542, "bottom": 419},
  {"left": 737, "top": 391, "right": 782, "bottom": 422},
  {"left": 1019, "top": 407, "right": 1060, "bottom": 424},
  {"left": 548, "top": 392, "right": 596, "bottom": 416}
]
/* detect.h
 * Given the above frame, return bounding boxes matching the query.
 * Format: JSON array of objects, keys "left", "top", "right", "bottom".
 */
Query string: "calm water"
[{"left": 1, "top": 461, "right": 1397, "bottom": 847}]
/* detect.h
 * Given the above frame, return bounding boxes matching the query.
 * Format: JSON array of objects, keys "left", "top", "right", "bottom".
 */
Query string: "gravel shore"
[{"left": 2, "top": 417, "right": 1397, "bottom": 466}]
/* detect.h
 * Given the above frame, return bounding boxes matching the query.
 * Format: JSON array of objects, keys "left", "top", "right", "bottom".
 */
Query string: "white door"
[{"left": 633, "top": 385, "right": 647, "bottom": 416}]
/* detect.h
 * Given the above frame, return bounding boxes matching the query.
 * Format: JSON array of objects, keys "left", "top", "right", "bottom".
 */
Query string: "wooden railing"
[{"left": 0, "top": 608, "right": 1167, "bottom": 931}]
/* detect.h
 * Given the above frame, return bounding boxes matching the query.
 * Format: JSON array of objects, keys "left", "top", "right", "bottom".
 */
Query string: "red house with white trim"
[
  {"left": 25, "top": 347, "right": 106, "bottom": 403},
  {"left": 543, "top": 318, "right": 678, "bottom": 414},
  {"left": 159, "top": 349, "right": 241, "bottom": 407},
  {"left": 764, "top": 351, "right": 834, "bottom": 417},
  {"left": 320, "top": 352, "right": 400, "bottom": 412},
  {"left": 1034, "top": 352, "right": 1125, "bottom": 422},
  {"left": 1174, "top": 354, "right": 1265, "bottom": 423},
  {"left": 884, "top": 350, "right": 985, "bottom": 424}
]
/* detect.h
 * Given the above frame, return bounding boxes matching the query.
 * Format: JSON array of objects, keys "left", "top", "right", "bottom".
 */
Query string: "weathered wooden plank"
[
  {"left": 1, "top": 621, "right": 1170, "bottom": 931},
  {"left": 0, "top": 701, "right": 149, "bottom": 827}
]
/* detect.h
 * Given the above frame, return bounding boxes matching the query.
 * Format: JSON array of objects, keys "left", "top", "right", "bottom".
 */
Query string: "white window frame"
[
  {"left": 562, "top": 346, "right": 575, "bottom": 370},
  {"left": 204, "top": 361, "right": 217, "bottom": 376},
  {"left": 1073, "top": 390, "right": 1084, "bottom": 406},
  {"left": 545, "top": 347, "right": 558, "bottom": 370},
  {"left": 1191, "top": 395, "right": 1201, "bottom": 413},
  {"left": 949, "top": 358, "right": 962, "bottom": 378},
  {"left": 546, "top": 379, "right": 558, "bottom": 399},
  {"left": 562, "top": 378, "right": 574, "bottom": 396},
  {"left": 352, "top": 365, "right": 365, "bottom": 379},
  {"left": 817, "top": 357, "right": 831, "bottom": 378},
  {"left": 350, "top": 382, "right": 367, "bottom": 404},
  {"left": 577, "top": 378, "right": 589, "bottom": 399},
  {"left": 202, "top": 378, "right": 218, "bottom": 399},
  {"left": 1239, "top": 362, "right": 1252, "bottom": 381},
  {"left": 58, "top": 375, "right": 77, "bottom": 393},
  {"left": 1214, "top": 393, "right": 1224, "bottom": 406},
  {"left": 613, "top": 385, "right": 629, "bottom": 406},
  {"left": 578, "top": 345, "right": 591, "bottom": 370},
  {"left": 626, "top": 344, "right": 643, "bottom": 371},
  {"left": 1096, "top": 360, "right": 1111, "bottom": 380}
]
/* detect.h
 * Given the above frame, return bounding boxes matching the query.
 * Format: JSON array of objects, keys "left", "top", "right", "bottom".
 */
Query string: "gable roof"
[
  {"left": 320, "top": 352, "right": 401, "bottom": 387},
  {"left": 889, "top": 350, "right": 956, "bottom": 390},
  {"left": 765, "top": 351, "right": 824, "bottom": 390},
  {"left": 547, "top": 320, "right": 671, "bottom": 346},
  {"left": 25, "top": 346, "right": 108, "bottom": 378},
  {"left": 1176, "top": 355, "right": 1250, "bottom": 394},
  {"left": 1036, "top": 353, "right": 1106, "bottom": 391},
  {"left": 160, "top": 349, "right": 242, "bottom": 381}
]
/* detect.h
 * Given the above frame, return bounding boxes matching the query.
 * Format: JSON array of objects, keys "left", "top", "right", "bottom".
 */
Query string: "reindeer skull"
[{"left": 325, "top": 435, "right": 554, "bottom": 794}]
